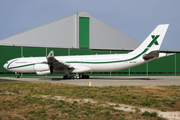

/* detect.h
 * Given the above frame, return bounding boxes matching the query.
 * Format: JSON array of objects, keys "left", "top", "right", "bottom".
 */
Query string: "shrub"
[
  {"left": 162, "top": 97, "right": 170, "bottom": 102},
  {"left": 38, "top": 107, "right": 46, "bottom": 114},
  {"left": 132, "top": 96, "right": 138, "bottom": 99},
  {"left": 141, "top": 101, "right": 151, "bottom": 107},
  {"left": 154, "top": 102, "right": 162, "bottom": 107},
  {"left": 73, "top": 101, "right": 78, "bottom": 104},
  {"left": 129, "top": 111, "right": 133, "bottom": 114},
  {"left": 50, "top": 115, "right": 57, "bottom": 120},
  {"left": 55, "top": 104, "right": 63, "bottom": 108},
  {"left": 28, "top": 111, "right": 36, "bottom": 114},
  {"left": 135, "top": 108, "right": 140, "bottom": 113},
  {"left": 23, "top": 115, "right": 28, "bottom": 119},
  {"left": 171, "top": 100, "right": 176, "bottom": 104},
  {"left": 119, "top": 118, "right": 126, "bottom": 120},
  {"left": 150, "top": 112, "right": 158, "bottom": 117},
  {"left": 161, "top": 108, "right": 167, "bottom": 112},
  {"left": 142, "top": 111, "right": 150, "bottom": 116},
  {"left": 38, "top": 100, "right": 46, "bottom": 105},
  {"left": 150, "top": 98, "right": 157, "bottom": 104},
  {"left": 102, "top": 90, "right": 107, "bottom": 93},
  {"left": 29, "top": 117, "right": 34, "bottom": 120},
  {"left": 104, "top": 111, "right": 111, "bottom": 117},
  {"left": 142, "top": 111, "right": 158, "bottom": 117}
]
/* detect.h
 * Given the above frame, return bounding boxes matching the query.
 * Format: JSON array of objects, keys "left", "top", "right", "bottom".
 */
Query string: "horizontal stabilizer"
[
  {"left": 167, "top": 53, "right": 175, "bottom": 56},
  {"left": 143, "top": 50, "right": 159, "bottom": 60}
]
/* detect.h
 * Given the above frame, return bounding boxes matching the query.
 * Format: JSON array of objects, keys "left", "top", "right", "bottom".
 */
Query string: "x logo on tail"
[
  {"left": 147, "top": 35, "right": 160, "bottom": 47},
  {"left": 151, "top": 35, "right": 159, "bottom": 45}
]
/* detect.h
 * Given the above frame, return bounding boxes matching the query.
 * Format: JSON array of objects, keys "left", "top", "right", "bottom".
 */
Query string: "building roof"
[{"left": 0, "top": 11, "right": 141, "bottom": 50}]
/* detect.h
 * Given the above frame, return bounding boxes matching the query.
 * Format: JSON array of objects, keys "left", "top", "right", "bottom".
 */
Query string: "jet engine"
[{"left": 34, "top": 63, "right": 51, "bottom": 75}]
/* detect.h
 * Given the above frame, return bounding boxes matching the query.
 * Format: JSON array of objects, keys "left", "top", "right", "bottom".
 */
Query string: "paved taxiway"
[{"left": 0, "top": 76, "right": 180, "bottom": 86}]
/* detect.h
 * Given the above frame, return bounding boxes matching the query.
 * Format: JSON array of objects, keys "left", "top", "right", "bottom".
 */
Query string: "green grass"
[
  {"left": 0, "top": 93, "right": 156, "bottom": 120},
  {"left": 15, "top": 82, "right": 180, "bottom": 110},
  {"left": 0, "top": 81, "right": 178, "bottom": 119}
]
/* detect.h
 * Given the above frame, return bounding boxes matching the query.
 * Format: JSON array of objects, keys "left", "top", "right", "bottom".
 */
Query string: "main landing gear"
[
  {"left": 63, "top": 75, "right": 74, "bottom": 79},
  {"left": 63, "top": 73, "right": 89, "bottom": 79},
  {"left": 76, "top": 73, "right": 89, "bottom": 79},
  {"left": 15, "top": 72, "right": 20, "bottom": 78}
]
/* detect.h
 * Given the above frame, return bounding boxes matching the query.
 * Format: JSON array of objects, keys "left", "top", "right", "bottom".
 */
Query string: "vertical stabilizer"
[{"left": 129, "top": 24, "right": 169, "bottom": 55}]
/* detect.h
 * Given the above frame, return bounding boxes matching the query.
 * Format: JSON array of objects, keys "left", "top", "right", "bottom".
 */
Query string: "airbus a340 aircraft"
[{"left": 4, "top": 24, "right": 170, "bottom": 79}]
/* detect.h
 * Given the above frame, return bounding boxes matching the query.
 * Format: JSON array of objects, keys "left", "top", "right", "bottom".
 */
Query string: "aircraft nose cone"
[{"left": 3, "top": 63, "right": 7, "bottom": 69}]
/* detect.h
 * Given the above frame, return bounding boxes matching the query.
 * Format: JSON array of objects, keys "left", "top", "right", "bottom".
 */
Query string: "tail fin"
[{"left": 129, "top": 24, "right": 169, "bottom": 55}]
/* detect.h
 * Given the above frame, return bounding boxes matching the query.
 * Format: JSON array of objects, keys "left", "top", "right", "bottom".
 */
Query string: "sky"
[{"left": 0, "top": 0, "right": 179, "bottom": 50}]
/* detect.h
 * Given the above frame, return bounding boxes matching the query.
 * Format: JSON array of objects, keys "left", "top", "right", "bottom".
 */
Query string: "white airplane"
[{"left": 4, "top": 24, "right": 170, "bottom": 79}]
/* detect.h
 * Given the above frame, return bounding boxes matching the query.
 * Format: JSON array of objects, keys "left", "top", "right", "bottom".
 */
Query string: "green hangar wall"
[
  {"left": 0, "top": 46, "right": 179, "bottom": 77},
  {"left": 0, "top": 11, "right": 179, "bottom": 77}
]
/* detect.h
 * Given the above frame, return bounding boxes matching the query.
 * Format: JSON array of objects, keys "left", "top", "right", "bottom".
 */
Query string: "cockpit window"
[{"left": 6, "top": 62, "right": 8, "bottom": 64}]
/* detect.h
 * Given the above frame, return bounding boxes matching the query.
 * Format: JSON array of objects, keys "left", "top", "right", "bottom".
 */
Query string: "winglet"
[{"left": 47, "top": 51, "right": 54, "bottom": 58}]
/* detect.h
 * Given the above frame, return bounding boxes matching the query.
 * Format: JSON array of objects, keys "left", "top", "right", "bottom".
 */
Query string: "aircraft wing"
[{"left": 46, "top": 51, "right": 73, "bottom": 70}]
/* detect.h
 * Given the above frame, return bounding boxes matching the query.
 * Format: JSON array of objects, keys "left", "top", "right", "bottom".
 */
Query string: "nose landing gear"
[{"left": 15, "top": 72, "right": 20, "bottom": 78}]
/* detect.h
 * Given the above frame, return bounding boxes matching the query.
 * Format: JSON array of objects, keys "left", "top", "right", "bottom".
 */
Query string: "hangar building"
[{"left": 0, "top": 11, "right": 179, "bottom": 77}]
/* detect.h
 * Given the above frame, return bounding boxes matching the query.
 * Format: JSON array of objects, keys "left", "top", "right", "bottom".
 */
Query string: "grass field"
[{"left": 1, "top": 81, "right": 179, "bottom": 119}]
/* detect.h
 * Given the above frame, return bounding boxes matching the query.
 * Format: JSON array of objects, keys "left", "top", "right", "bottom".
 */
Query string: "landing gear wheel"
[
  {"left": 15, "top": 72, "right": 20, "bottom": 78},
  {"left": 82, "top": 75, "right": 89, "bottom": 79},
  {"left": 85, "top": 75, "right": 89, "bottom": 79},
  {"left": 63, "top": 75, "right": 74, "bottom": 79},
  {"left": 63, "top": 75, "right": 68, "bottom": 79},
  {"left": 76, "top": 73, "right": 89, "bottom": 79},
  {"left": 68, "top": 76, "right": 75, "bottom": 80},
  {"left": 16, "top": 75, "right": 20, "bottom": 78}
]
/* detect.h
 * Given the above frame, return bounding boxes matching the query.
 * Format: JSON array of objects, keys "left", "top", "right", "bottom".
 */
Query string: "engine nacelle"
[
  {"left": 34, "top": 63, "right": 51, "bottom": 75},
  {"left": 36, "top": 70, "right": 51, "bottom": 75}
]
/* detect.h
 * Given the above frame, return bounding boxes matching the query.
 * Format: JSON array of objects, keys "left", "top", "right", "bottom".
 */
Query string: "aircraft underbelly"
[
  {"left": 82, "top": 58, "right": 145, "bottom": 72},
  {"left": 83, "top": 62, "right": 130, "bottom": 72}
]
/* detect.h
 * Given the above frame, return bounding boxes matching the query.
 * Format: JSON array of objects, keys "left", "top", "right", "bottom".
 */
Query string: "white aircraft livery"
[{"left": 4, "top": 24, "right": 169, "bottom": 79}]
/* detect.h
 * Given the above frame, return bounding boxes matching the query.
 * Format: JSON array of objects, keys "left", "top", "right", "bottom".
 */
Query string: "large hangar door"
[{"left": 79, "top": 17, "right": 89, "bottom": 49}]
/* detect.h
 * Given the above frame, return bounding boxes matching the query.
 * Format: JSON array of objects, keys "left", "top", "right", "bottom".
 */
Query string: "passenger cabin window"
[{"left": 15, "top": 62, "right": 27, "bottom": 63}]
